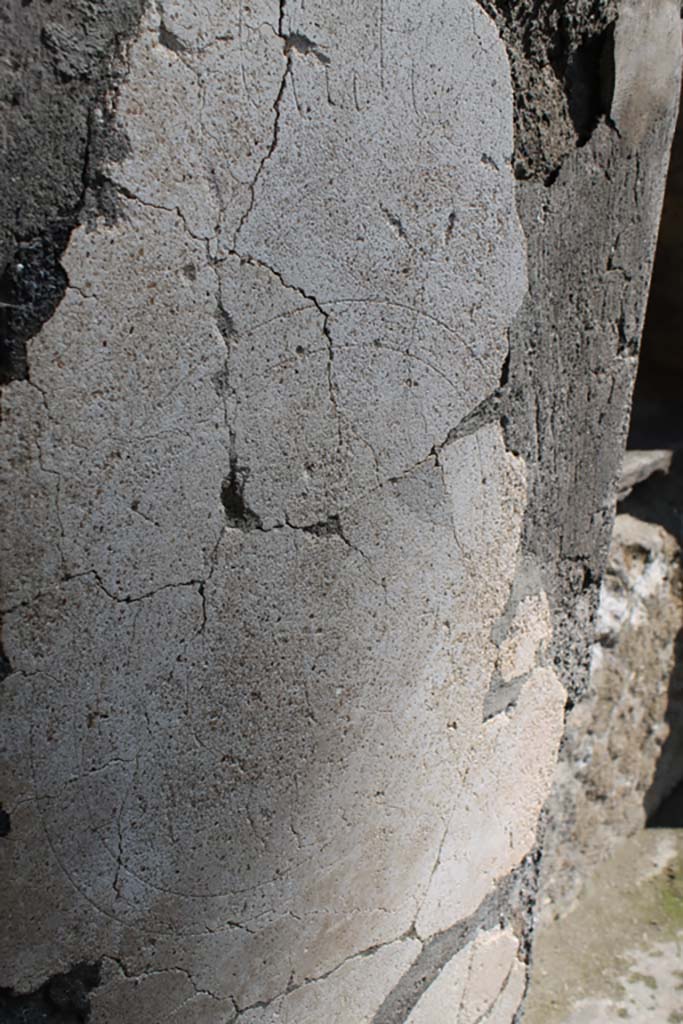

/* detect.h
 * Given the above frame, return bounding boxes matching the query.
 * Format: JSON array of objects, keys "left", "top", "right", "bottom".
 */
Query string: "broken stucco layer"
[{"left": 0, "top": 0, "right": 679, "bottom": 1021}]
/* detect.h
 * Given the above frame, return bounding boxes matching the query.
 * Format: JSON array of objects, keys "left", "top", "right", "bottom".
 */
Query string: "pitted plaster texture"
[{"left": 0, "top": 0, "right": 574, "bottom": 1019}]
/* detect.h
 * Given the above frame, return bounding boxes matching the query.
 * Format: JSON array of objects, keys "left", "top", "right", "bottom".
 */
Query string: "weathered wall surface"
[
  {"left": 540, "top": 498, "right": 683, "bottom": 917},
  {"left": 535, "top": 43, "right": 683, "bottom": 921},
  {"left": 0, "top": 1, "right": 679, "bottom": 1022}
]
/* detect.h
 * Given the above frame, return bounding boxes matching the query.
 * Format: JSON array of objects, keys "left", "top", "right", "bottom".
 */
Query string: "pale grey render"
[{"left": 0, "top": 1, "right": 679, "bottom": 1022}]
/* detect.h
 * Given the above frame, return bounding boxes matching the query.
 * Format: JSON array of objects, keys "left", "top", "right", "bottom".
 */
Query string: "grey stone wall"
[
  {"left": 536, "top": 49, "right": 683, "bottom": 923},
  {"left": 0, "top": 2, "right": 679, "bottom": 1021}
]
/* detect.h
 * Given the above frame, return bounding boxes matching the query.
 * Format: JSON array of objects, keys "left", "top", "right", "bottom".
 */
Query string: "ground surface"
[{"left": 525, "top": 794, "right": 683, "bottom": 1023}]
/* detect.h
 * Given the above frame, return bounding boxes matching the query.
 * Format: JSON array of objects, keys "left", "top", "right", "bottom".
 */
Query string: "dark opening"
[{"left": 628, "top": 109, "right": 683, "bottom": 452}]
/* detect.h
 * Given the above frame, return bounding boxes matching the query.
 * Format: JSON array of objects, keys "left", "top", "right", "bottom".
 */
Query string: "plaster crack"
[
  {"left": 380, "top": 204, "right": 408, "bottom": 241},
  {"left": 322, "top": 310, "right": 343, "bottom": 448},
  {"left": 371, "top": 860, "right": 530, "bottom": 1024},
  {"left": 220, "top": 249, "right": 325, "bottom": 315},
  {"left": 235, "top": 929, "right": 423, "bottom": 1016},
  {"left": 111, "top": 752, "right": 139, "bottom": 902},
  {"left": 103, "top": 958, "right": 222, "bottom": 1004},
  {"left": 473, "top": 961, "right": 516, "bottom": 1024},
  {"left": 431, "top": 389, "right": 505, "bottom": 459},
  {"left": 206, "top": 257, "right": 232, "bottom": 424},
  {"left": 41, "top": 568, "right": 208, "bottom": 610},
  {"left": 218, "top": 248, "right": 344, "bottom": 440},
  {"left": 233, "top": 0, "right": 290, "bottom": 247},
  {"left": 113, "top": 186, "right": 214, "bottom": 242},
  {"left": 33, "top": 433, "right": 68, "bottom": 573}
]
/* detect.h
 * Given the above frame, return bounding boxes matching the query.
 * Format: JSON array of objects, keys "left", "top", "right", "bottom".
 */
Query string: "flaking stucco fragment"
[
  {"left": 112, "top": 3, "right": 287, "bottom": 243},
  {"left": 498, "top": 592, "right": 553, "bottom": 683},
  {"left": 112, "top": 11, "right": 219, "bottom": 240},
  {"left": 415, "top": 666, "right": 566, "bottom": 937},
  {"left": 610, "top": 0, "right": 682, "bottom": 146},
  {"left": 236, "top": 0, "right": 526, "bottom": 501},
  {"left": 405, "top": 928, "right": 526, "bottom": 1024}
]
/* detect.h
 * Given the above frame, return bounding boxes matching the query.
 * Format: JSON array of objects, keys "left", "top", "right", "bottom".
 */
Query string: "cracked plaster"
[
  {"left": 405, "top": 927, "right": 526, "bottom": 1024},
  {"left": 238, "top": 938, "right": 421, "bottom": 1023},
  {"left": 0, "top": 0, "right": 569, "bottom": 1020}
]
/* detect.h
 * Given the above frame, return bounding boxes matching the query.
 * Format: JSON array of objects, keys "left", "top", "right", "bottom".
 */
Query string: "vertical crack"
[
  {"left": 233, "top": 0, "right": 290, "bottom": 247},
  {"left": 322, "top": 311, "right": 344, "bottom": 450}
]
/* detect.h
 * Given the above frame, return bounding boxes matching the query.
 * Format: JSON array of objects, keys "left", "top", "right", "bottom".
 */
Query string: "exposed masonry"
[
  {"left": 0, "top": 0, "right": 679, "bottom": 1022},
  {"left": 0, "top": 962, "right": 102, "bottom": 1023},
  {"left": 477, "top": 0, "right": 618, "bottom": 182},
  {"left": 0, "top": 228, "right": 69, "bottom": 385},
  {"left": 0, "top": 0, "right": 148, "bottom": 686},
  {"left": 0, "top": 640, "right": 11, "bottom": 682},
  {"left": 0, "top": 0, "right": 146, "bottom": 384}
]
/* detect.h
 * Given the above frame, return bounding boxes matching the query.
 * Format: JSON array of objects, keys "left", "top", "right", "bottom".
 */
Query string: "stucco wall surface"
[
  {"left": 0, "top": 2, "right": 563, "bottom": 1021},
  {"left": 0, "top": 0, "right": 680, "bottom": 1022}
]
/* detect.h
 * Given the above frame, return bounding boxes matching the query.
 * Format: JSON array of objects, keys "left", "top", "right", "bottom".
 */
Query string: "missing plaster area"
[
  {"left": 0, "top": 638, "right": 12, "bottom": 682},
  {"left": 301, "top": 515, "right": 343, "bottom": 538},
  {"left": 284, "top": 32, "right": 331, "bottom": 65},
  {"left": 0, "top": 227, "right": 70, "bottom": 385},
  {"left": 158, "top": 23, "right": 188, "bottom": 54},
  {"left": 478, "top": 0, "right": 616, "bottom": 182},
  {"left": 0, "top": 110, "right": 138, "bottom": 388},
  {"left": 0, "top": 0, "right": 145, "bottom": 387},
  {"left": 0, "top": 962, "right": 101, "bottom": 1023},
  {"left": 221, "top": 454, "right": 263, "bottom": 531},
  {"left": 214, "top": 303, "right": 236, "bottom": 342}
]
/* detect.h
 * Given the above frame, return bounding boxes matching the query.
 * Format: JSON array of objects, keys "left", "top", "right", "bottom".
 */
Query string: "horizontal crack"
[{"left": 2, "top": 570, "right": 205, "bottom": 616}]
